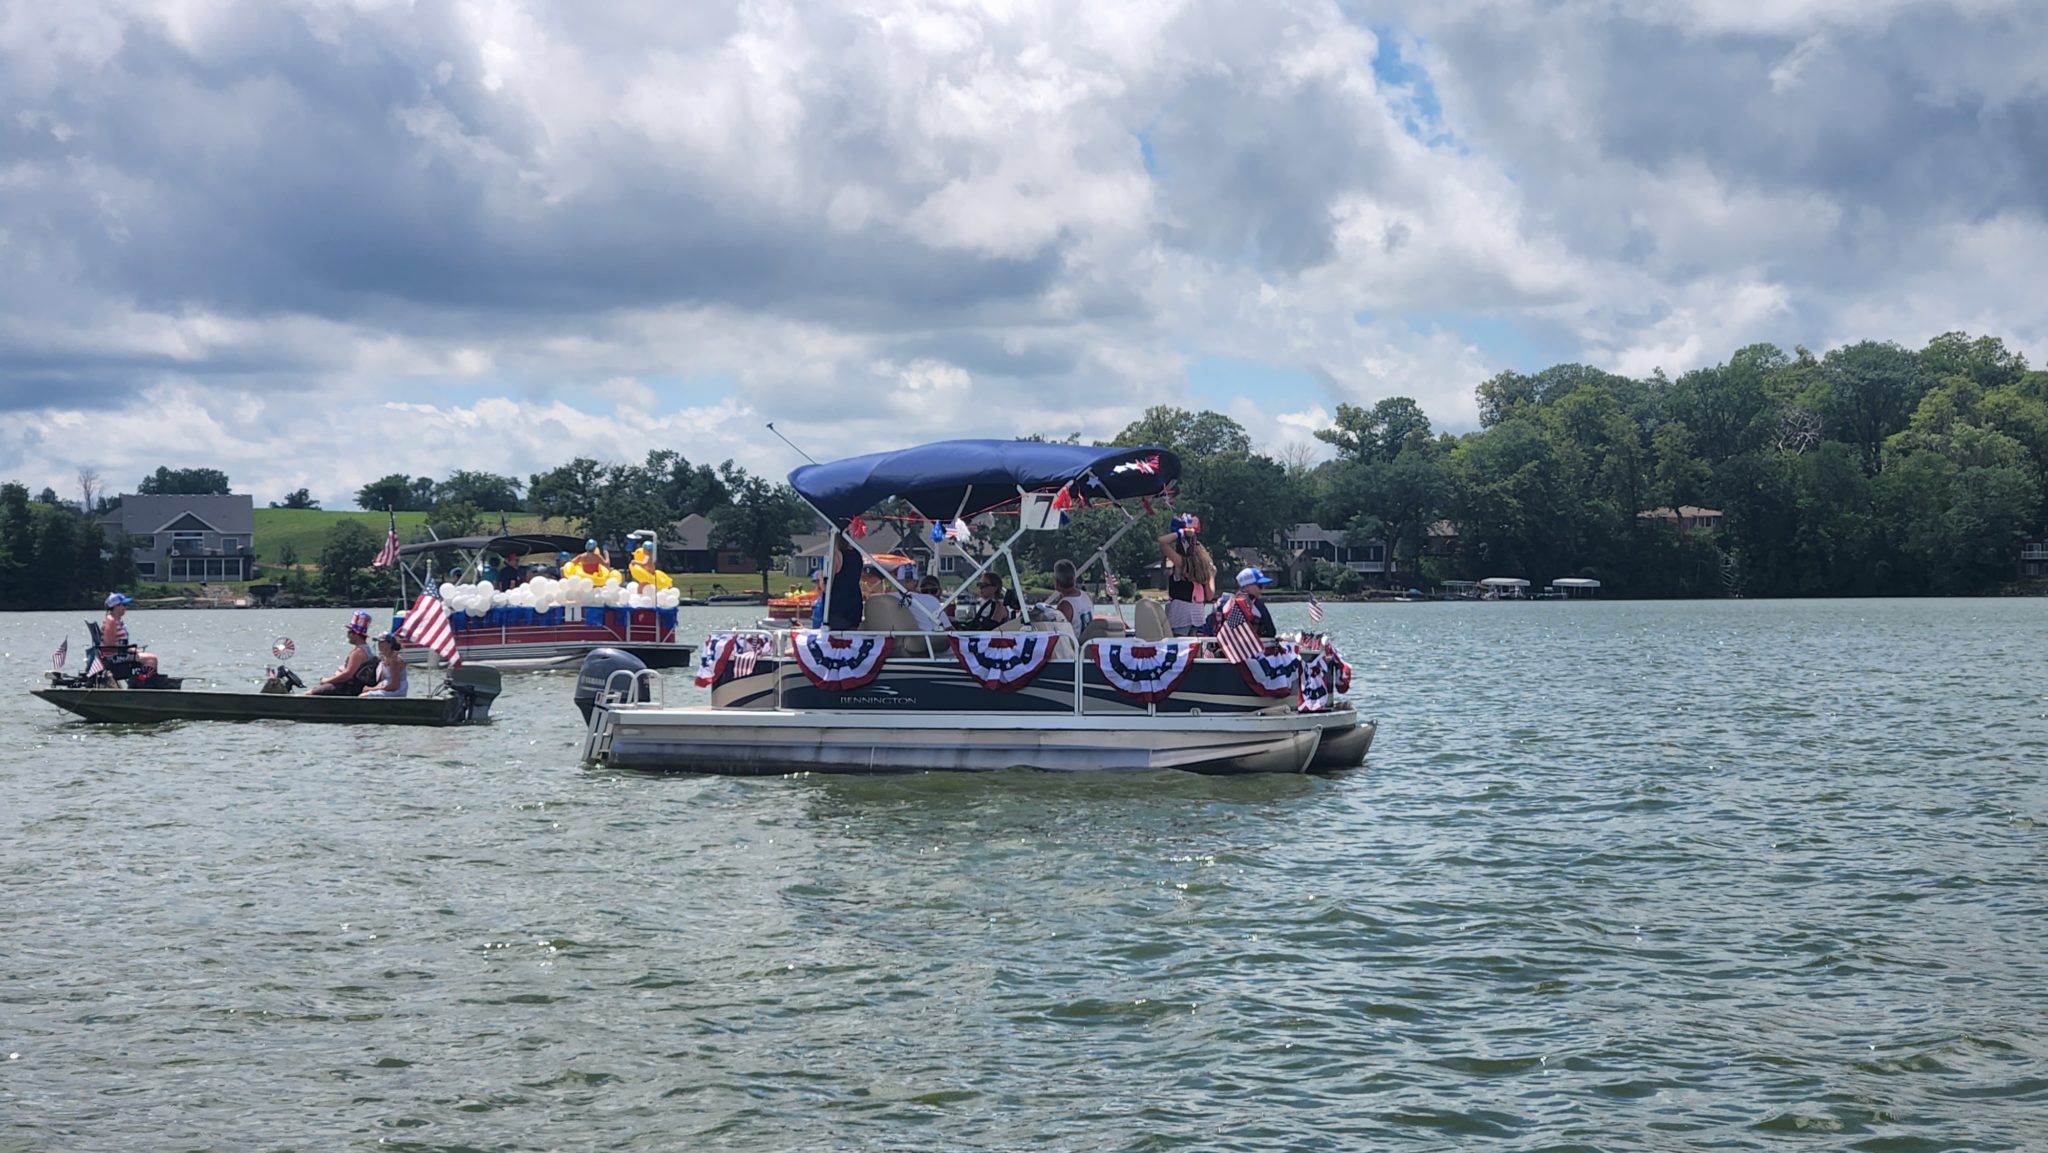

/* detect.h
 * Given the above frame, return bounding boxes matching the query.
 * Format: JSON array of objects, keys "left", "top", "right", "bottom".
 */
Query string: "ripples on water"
[{"left": 3, "top": 601, "right": 2044, "bottom": 1150}]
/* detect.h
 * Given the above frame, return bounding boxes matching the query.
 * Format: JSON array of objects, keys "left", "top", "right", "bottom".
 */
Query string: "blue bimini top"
[{"left": 789, "top": 439, "right": 1181, "bottom": 522}]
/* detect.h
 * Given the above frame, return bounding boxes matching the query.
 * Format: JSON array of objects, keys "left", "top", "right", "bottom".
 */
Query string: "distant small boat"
[{"left": 706, "top": 592, "right": 763, "bottom": 605}]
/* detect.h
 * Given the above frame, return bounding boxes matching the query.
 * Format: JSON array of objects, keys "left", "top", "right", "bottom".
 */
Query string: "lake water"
[{"left": 3, "top": 600, "right": 2043, "bottom": 1151}]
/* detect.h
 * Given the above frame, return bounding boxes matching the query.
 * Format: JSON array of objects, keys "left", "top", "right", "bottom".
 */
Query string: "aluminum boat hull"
[
  {"left": 32, "top": 688, "right": 484, "bottom": 726},
  {"left": 585, "top": 705, "right": 1368, "bottom": 775}
]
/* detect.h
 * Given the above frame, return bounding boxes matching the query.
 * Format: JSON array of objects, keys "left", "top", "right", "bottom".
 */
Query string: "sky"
[{"left": 3, "top": 0, "right": 2045, "bottom": 508}]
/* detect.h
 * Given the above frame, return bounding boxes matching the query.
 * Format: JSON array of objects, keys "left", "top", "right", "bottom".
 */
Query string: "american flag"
[
  {"left": 400, "top": 593, "right": 463, "bottom": 666},
  {"left": 1307, "top": 593, "right": 1324, "bottom": 624},
  {"left": 51, "top": 637, "right": 67, "bottom": 669},
  {"left": 1215, "top": 594, "right": 1265, "bottom": 666},
  {"left": 1102, "top": 569, "right": 1119, "bottom": 601},
  {"left": 372, "top": 509, "right": 402, "bottom": 568},
  {"left": 85, "top": 650, "right": 106, "bottom": 679},
  {"left": 732, "top": 637, "right": 761, "bottom": 677}
]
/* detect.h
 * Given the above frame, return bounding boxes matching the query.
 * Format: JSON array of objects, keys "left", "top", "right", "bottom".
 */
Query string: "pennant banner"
[
  {"left": 1231, "top": 641, "right": 1301, "bottom": 697},
  {"left": 789, "top": 630, "right": 893, "bottom": 692},
  {"left": 952, "top": 631, "right": 1059, "bottom": 693},
  {"left": 1092, "top": 639, "right": 1198, "bottom": 704}
]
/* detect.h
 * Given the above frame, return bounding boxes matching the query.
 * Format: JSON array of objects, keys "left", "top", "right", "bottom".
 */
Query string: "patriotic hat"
[
  {"left": 1173, "top": 514, "right": 1202, "bottom": 535},
  {"left": 347, "top": 610, "right": 373, "bottom": 635},
  {"left": 1235, "top": 566, "right": 1274, "bottom": 588},
  {"left": 105, "top": 592, "right": 132, "bottom": 608}
]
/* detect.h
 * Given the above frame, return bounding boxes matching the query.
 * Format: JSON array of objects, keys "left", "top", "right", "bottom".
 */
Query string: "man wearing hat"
[
  {"left": 1210, "top": 566, "right": 1279, "bottom": 639},
  {"left": 307, "top": 610, "right": 377, "bottom": 696},
  {"left": 99, "top": 593, "right": 160, "bottom": 678}
]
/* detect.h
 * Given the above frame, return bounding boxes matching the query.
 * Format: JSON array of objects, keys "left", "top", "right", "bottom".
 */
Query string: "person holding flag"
[{"left": 1208, "top": 567, "right": 1278, "bottom": 640}]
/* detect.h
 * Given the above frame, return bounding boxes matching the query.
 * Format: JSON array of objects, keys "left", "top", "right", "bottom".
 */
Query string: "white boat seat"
[
  {"left": 1133, "top": 598, "right": 1171, "bottom": 641},
  {"left": 1077, "top": 616, "right": 1126, "bottom": 647}
]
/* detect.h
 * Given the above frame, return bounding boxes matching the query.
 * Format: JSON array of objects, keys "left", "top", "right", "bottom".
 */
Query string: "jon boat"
[
  {"left": 394, "top": 532, "right": 695, "bottom": 670},
  {"left": 35, "top": 660, "right": 502, "bottom": 727},
  {"left": 575, "top": 439, "right": 1375, "bottom": 775}
]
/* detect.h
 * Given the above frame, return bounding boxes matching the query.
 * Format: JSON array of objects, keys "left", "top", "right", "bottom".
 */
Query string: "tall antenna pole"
[{"left": 765, "top": 422, "right": 818, "bottom": 465}]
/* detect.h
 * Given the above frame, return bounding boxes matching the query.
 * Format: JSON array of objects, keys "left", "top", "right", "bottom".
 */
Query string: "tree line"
[{"left": 9, "top": 329, "right": 2043, "bottom": 608}]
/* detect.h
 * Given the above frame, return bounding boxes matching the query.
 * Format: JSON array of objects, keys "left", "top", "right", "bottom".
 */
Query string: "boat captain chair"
[
  {"left": 1133, "top": 597, "right": 1171, "bottom": 641},
  {"left": 860, "top": 593, "right": 933, "bottom": 657},
  {"left": 1077, "top": 614, "right": 1127, "bottom": 648}
]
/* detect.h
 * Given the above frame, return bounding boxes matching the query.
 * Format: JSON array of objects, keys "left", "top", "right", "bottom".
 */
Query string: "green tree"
[
  {"left": 357, "top": 474, "right": 424, "bottom": 512},
  {"left": 320, "top": 520, "right": 381, "bottom": 600},
  {"left": 710, "top": 468, "right": 810, "bottom": 597},
  {"left": 435, "top": 470, "right": 524, "bottom": 511},
  {"left": 528, "top": 458, "right": 606, "bottom": 527},
  {"left": 273, "top": 488, "right": 319, "bottom": 509},
  {"left": 1315, "top": 397, "right": 1434, "bottom": 462},
  {"left": 1110, "top": 406, "right": 1253, "bottom": 457},
  {"left": 137, "top": 466, "right": 231, "bottom": 495}
]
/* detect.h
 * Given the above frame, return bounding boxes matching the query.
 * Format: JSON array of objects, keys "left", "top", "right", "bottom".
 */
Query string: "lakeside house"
[
  {"left": 668, "top": 512, "right": 755, "bottom": 574},
  {"left": 2021, "top": 541, "right": 2048, "bottom": 579},
  {"left": 101, "top": 493, "right": 256, "bottom": 583},
  {"left": 1284, "top": 522, "right": 1393, "bottom": 586},
  {"left": 1636, "top": 505, "right": 1724, "bottom": 533},
  {"left": 784, "top": 523, "right": 994, "bottom": 580}
]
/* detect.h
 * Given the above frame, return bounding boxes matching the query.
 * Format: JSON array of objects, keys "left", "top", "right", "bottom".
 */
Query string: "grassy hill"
[
  {"left": 252, "top": 509, "right": 432, "bottom": 563},
  {"left": 251, "top": 510, "right": 565, "bottom": 563}
]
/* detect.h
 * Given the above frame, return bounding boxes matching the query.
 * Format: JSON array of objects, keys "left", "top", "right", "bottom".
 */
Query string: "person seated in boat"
[
  {"left": 361, "top": 634, "right": 410, "bottom": 698},
  {"left": 1208, "top": 566, "right": 1278, "bottom": 639},
  {"left": 961, "top": 573, "right": 1020, "bottom": 629},
  {"left": 1042, "top": 559, "right": 1094, "bottom": 627},
  {"left": 1159, "top": 515, "right": 1216, "bottom": 636},
  {"left": 99, "top": 593, "right": 159, "bottom": 676},
  {"left": 905, "top": 574, "right": 952, "bottom": 632},
  {"left": 568, "top": 539, "right": 610, "bottom": 579},
  {"left": 308, "top": 611, "right": 377, "bottom": 696},
  {"left": 822, "top": 535, "right": 866, "bottom": 631}
]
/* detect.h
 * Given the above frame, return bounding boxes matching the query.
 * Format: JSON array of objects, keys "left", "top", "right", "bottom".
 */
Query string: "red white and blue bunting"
[
  {"left": 1092, "top": 638, "right": 1199, "bottom": 704},
  {"left": 1231, "top": 642, "right": 1301, "bottom": 698},
  {"left": 1322, "top": 639, "right": 1353, "bottom": 694},
  {"left": 695, "top": 633, "right": 772, "bottom": 687},
  {"left": 1298, "top": 650, "right": 1331, "bottom": 712},
  {"left": 952, "top": 631, "right": 1059, "bottom": 692},
  {"left": 789, "top": 630, "right": 893, "bottom": 692}
]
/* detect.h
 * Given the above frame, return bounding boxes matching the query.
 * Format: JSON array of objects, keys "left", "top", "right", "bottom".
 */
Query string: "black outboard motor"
[
  {"left": 575, "top": 647, "right": 649, "bottom": 723},
  {"left": 446, "top": 665, "right": 504, "bottom": 722}
]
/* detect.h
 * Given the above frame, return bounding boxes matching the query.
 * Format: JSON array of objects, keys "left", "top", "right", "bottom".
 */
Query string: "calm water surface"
[{"left": 3, "top": 600, "right": 2044, "bottom": 1151}]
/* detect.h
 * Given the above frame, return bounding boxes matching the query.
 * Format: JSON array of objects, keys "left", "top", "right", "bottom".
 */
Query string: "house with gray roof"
[{"left": 102, "top": 493, "right": 256, "bottom": 583}]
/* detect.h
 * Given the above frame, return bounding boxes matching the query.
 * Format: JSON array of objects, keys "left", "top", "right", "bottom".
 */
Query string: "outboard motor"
[
  {"left": 446, "top": 665, "right": 504, "bottom": 722},
  {"left": 575, "top": 647, "right": 649, "bottom": 723}
]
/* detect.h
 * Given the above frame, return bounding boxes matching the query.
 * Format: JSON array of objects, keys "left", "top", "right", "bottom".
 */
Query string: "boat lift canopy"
[{"left": 789, "top": 439, "right": 1180, "bottom": 523}]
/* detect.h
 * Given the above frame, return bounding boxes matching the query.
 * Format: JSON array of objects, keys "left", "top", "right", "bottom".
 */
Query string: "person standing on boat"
[
  {"left": 823, "top": 534, "right": 866, "bottom": 631},
  {"left": 1159, "top": 515, "right": 1216, "bottom": 636},
  {"left": 307, "top": 611, "right": 377, "bottom": 696},
  {"left": 361, "top": 634, "right": 410, "bottom": 698},
  {"left": 99, "top": 593, "right": 160, "bottom": 677},
  {"left": 1044, "top": 559, "right": 1094, "bottom": 627},
  {"left": 1209, "top": 566, "right": 1278, "bottom": 639}
]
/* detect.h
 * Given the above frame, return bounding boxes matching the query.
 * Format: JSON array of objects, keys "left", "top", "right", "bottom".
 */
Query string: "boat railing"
[
  {"left": 601, "top": 667, "right": 665, "bottom": 710},
  {"left": 751, "top": 624, "right": 1313, "bottom": 716}
]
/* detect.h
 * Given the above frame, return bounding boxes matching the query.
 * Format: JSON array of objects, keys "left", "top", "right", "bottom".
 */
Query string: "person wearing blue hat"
[
  {"left": 100, "top": 592, "right": 161, "bottom": 678},
  {"left": 1208, "top": 566, "right": 1277, "bottom": 639}
]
